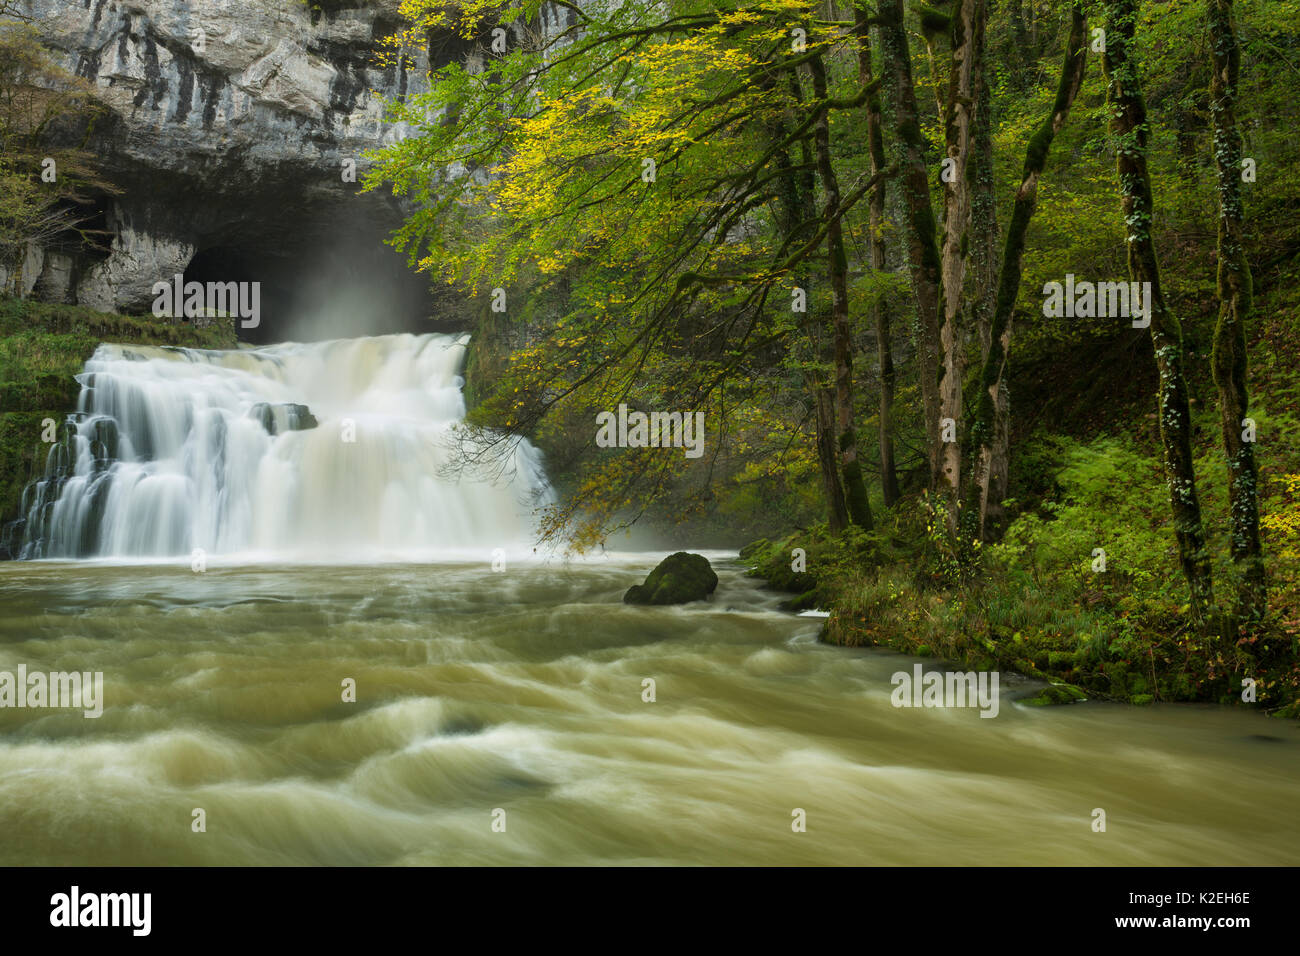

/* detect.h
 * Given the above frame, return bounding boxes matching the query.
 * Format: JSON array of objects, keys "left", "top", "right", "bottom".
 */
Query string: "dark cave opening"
[{"left": 181, "top": 204, "right": 446, "bottom": 345}]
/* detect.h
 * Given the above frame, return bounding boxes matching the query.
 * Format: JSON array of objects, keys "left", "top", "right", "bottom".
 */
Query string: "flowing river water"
[
  {"left": 1, "top": 557, "right": 1297, "bottom": 866},
  {"left": 1, "top": 333, "right": 1296, "bottom": 865}
]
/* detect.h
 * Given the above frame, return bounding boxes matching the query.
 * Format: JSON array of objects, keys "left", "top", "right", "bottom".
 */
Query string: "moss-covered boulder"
[
  {"left": 624, "top": 552, "right": 719, "bottom": 605},
  {"left": 779, "top": 589, "right": 820, "bottom": 612}
]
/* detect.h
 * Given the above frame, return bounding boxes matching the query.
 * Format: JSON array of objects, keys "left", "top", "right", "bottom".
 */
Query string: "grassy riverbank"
[{"left": 741, "top": 428, "right": 1300, "bottom": 715}]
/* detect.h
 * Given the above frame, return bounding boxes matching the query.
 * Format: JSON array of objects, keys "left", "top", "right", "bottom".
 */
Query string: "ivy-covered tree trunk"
[
  {"left": 879, "top": 0, "right": 944, "bottom": 492},
  {"left": 969, "top": 3, "right": 1087, "bottom": 542},
  {"left": 1208, "top": 0, "right": 1265, "bottom": 621},
  {"left": 938, "top": 0, "right": 984, "bottom": 530},
  {"left": 968, "top": 11, "right": 1002, "bottom": 536},
  {"left": 1104, "top": 0, "right": 1215, "bottom": 629},
  {"left": 810, "top": 52, "right": 873, "bottom": 530},
  {"left": 854, "top": 7, "right": 901, "bottom": 509}
]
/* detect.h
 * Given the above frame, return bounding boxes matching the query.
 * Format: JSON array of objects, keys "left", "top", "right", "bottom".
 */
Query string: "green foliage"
[
  {"left": 999, "top": 437, "right": 1176, "bottom": 594},
  {"left": 364, "top": 0, "right": 1300, "bottom": 709}
]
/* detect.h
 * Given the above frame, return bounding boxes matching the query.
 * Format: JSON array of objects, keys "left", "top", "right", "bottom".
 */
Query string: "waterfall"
[{"left": 16, "top": 334, "right": 551, "bottom": 560}]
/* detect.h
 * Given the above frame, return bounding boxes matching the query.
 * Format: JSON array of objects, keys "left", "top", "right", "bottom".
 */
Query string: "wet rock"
[
  {"left": 89, "top": 417, "right": 119, "bottom": 471},
  {"left": 250, "top": 402, "right": 318, "bottom": 435},
  {"left": 624, "top": 552, "right": 719, "bottom": 606}
]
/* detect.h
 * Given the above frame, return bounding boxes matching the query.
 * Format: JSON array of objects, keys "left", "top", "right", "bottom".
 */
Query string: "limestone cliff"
[{"left": 5, "top": 0, "right": 436, "bottom": 324}]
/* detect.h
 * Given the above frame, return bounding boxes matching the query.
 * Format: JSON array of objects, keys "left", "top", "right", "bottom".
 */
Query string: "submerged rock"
[{"left": 624, "top": 552, "right": 719, "bottom": 606}]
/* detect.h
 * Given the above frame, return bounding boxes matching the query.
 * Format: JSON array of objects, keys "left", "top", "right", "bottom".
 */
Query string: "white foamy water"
[{"left": 18, "top": 334, "right": 551, "bottom": 560}]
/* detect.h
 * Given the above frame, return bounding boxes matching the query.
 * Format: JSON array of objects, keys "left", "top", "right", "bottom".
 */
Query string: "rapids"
[{"left": 0, "top": 559, "right": 1296, "bottom": 866}]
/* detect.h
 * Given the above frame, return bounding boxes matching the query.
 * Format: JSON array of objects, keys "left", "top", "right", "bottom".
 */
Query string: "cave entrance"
[
  {"left": 184, "top": 243, "right": 297, "bottom": 343},
  {"left": 183, "top": 203, "right": 439, "bottom": 345}
]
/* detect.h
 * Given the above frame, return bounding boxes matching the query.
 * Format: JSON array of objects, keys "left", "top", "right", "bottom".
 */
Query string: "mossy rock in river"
[
  {"left": 624, "top": 552, "right": 719, "bottom": 606},
  {"left": 1021, "top": 683, "right": 1088, "bottom": 707}
]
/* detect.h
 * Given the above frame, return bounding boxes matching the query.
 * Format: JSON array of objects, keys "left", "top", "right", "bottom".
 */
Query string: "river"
[{"left": 1, "top": 556, "right": 1295, "bottom": 866}]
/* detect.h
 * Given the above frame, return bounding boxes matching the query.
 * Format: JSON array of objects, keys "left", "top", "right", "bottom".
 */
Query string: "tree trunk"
[
  {"left": 813, "top": 381, "right": 850, "bottom": 533},
  {"left": 970, "top": 3, "right": 1087, "bottom": 542},
  {"left": 854, "top": 7, "right": 901, "bottom": 508},
  {"left": 1103, "top": 0, "right": 1215, "bottom": 629},
  {"left": 764, "top": 66, "right": 850, "bottom": 533},
  {"left": 1208, "top": 0, "right": 1266, "bottom": 621},
  {"left": 968, "top": 12, "right": 1002, "bottom": 535},
  {"left": 938, "top": 0, "right": 983, "bottom": 531},
  {"left": 878, "top": 0, "right": 944, "bottom": 493},
  {"left": 810, "top": 52, "right": 873, "bottom": 529}
]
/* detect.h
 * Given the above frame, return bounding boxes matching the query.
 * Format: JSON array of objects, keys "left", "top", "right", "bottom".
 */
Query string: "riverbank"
[{"left": 741, "top": 506, "right": 1300, "bottom": 717}]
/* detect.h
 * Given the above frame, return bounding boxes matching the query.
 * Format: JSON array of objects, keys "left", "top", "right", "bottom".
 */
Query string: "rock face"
[
  {"left": 34, "top": 0, "right": 421, "bottom": 174},
  {"left": 624, "top": 552, "right": 720, "bottom": 606},
  {"left": 3, "top": 0, "right": 441, "bottom": 330},
  {"left": 3, "top": 0, "right": 581, "bottom": 340}
]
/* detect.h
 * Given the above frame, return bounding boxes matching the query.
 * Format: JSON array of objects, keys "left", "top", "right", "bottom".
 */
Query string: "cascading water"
[{"left": 16, "top": 334, "right": 551, "bottom": 560}]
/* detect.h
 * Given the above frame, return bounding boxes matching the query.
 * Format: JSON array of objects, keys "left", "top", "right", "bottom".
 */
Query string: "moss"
[
  {"left": 0, "top": 297, "right": 237, "bottom": 349},
  {"left": 1010, "top": 657, "right": 1041, "bottom": 679},
  {"left": 1272, "top": 700, "right": 1300, "bottom": 719},
  {"left": 738, "top": 537, "right": 771, "bottom": 564},
  {"left": 917, "top": 6, "right": 952, "bottom": 41},
  {"left": 1022, "top": 683, "right": 1088, "bottom": 706},
  {"left": 624, "top": 552, "right": 719, "bottom": 605},
  {"left": 779, "top": 590, "right": 820, "bottom": 612},
  {"left": 739, "top": 533, "right": 819, "bottom": 594},
  {"left": 0, "top": 411, "right": 55, "bottom": 542},
  {"left": 1131, "top": 693, "right": 1155, "bottom": 706}
]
